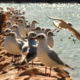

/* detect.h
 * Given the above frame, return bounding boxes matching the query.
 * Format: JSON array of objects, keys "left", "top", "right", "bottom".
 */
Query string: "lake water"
[{"left": 1, "top": 3, "right": 80, "bottom": 80}]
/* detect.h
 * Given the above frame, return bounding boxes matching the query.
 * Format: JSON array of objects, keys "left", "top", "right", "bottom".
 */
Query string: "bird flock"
[{"left": 0, "top": 7, "right": 74, "bottom": 76}]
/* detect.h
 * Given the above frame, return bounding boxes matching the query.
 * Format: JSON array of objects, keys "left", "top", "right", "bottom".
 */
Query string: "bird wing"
[
  {"left": 45, "top": 14, "right": 66, "bottom": 23},
  {"left": 27, "top": 46, "right": 37, "bottom": 62},
  {"left": 48, "top": 49, "right": 65, "bottom": 65},
  {"left": 67, "top": 27, "right": 80, "bottom": 40},
  {"left": 17, "top": 39, "right": 24, "bottom": 50}
]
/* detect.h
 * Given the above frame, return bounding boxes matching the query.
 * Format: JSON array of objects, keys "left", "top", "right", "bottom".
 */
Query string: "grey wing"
[
  {"left": 22, "top": 46, "right": 28, "bottom": 53},
  {"left": 48, "top": 50, "right": 65, "bottom": 65},
  {"left": 17, "top": 39, "right": 24, "bottom": 50},
  {"left": 27, "top": 46, "right": 37, "bottom": 62}
]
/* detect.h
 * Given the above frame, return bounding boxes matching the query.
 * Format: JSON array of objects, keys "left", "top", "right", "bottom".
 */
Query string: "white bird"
[
  {"left": 32, "top": 26, "right": 42, "bottom": 34},
  {"left": 45, "top": 15, "right": 80, "bottom": 40},
  {"left": 5, "top": 32, "right": 24, "bottom": 62},
  {"left": 47, "top": 31, "right": 55, "bottom": 48},
  {"left": 17, "top": 19, "right": 27, "bottom": 37},
  {"left": 10, "top": 15, "right": 16, "bottom": 25},
  {"left": 21, "top": 31, "right": 37, "bottom": 68},
  {"left": 27, "top": 20, "right": 39, "bottom": 33},
  {"left": 3, "top": 28, "right": 12, "bottom": 54},
  {"left": 11, "top": 24, "right": 27, "bottom": 41},
  {"left": 45, "top": 14, "right": 72, "bottom": 30},
  {"left": 35, "top": 33, "right": 74, "bottom": 75}
]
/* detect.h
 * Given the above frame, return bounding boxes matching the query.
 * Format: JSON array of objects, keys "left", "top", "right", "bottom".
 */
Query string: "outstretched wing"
[{"left": 45, "top": 14, "right": 66, "bottom": 23}]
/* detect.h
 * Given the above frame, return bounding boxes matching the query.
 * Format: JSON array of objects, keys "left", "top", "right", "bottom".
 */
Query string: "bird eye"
[
  {"left": 42, "top": 36, "right": 44, "bottom": 39},
  {"left": 34, "top": 34, "right": 36, "bottom": 36},
  {"left": 26, "top": 34, "right": 28, "bottom": 36},
  {"left": 8, "top": 34, "right": 10, "bottom": 36},
  {"left": 38, "top": 36, "right": 40, "bottom": 38},
  {"left": 6, "top": 30, "right": 8, "bottom": 32},
  {"left": 12, "top": 34, "right": 14, "bottom": 36}
]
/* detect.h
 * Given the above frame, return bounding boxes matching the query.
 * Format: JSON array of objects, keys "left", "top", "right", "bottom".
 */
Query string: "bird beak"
[
  {"left": 31, "top": 37, "right": 37, "bottom": 39},
  {"left": 25, "top": 37, "right": 28, "bottom": 39},
  {"left": 10, "top": 27, "right": 12, "bottom": 29},
  {"left": 52, "top": 34, "right": 55, "bottom": 36},
  {"left": 36, "top": 22, "right": 39, "bottom": 24},
  {"left": 15, "top": 20, "right": 17, "bottom": 21},
  {"left": 32, "top": 29, "right": 36, "bottom": 31}
]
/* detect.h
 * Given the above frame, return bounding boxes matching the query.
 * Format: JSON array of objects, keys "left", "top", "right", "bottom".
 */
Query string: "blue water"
[{"left": 1, "top": 3, "right": 80, "bottom": 80}]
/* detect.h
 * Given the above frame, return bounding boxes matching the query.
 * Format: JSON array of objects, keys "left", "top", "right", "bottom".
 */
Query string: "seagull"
[
  {"left": 35, "top": 33, "right": 74, "bottom": 76},
  {"left": 11, "top": 24, "right": 27, "bottom": 41},
  {"left": 47, "top": 31, "right": 55, "bottom": 48},
  {"left": 45, "top": 14, "right": 72, "bottom": 30},
  {"left": 3, "top": 28, "right": 12, "bottom": 54},
  {"left": 5, "top": 32, "right": 24, "bottom": 62},
  {"left": 27, "top": 20, "right": 39, "bottom": 33},
  {"left": 17, "top": 18, "right": 27, "bottom": 37},
  {"left": 32, "top": 26, "right": 42, "bottom": 34},
  {"left": 21, "top": 31, "right": 37, "bottom": 68},
  {"left": 45, "top": 15, "right": 80, "bottom": 40}
]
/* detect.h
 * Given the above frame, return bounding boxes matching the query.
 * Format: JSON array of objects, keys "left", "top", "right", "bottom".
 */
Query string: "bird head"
[
  {"left": 47, "top": 31, "right": 55, "bottom": 37},
  {"left": 11, "top": 24, "right": 19, "bottom": 31}
]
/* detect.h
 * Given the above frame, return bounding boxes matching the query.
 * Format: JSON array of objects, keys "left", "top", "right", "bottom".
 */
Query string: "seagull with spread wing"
[{"left": 45, "top": 14, "right": 80, "bottom": 40}]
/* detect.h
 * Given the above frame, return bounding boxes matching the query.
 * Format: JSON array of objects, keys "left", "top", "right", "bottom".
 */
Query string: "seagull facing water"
[
  {"left": 47, "top": 31, "right": 55, "bottom": 48},
  {"left": 17, "top": 19, "right": 27, "bottom": 37},
  {"left": 35, "top": 33, "right": 74, "bottom": 75},
  {"left": 27, "top": 20, "right": 39, "bottom": 33}
]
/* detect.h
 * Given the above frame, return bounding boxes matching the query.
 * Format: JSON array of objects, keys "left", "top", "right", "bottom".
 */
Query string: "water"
[{"left": 1, "top": 3, "right": 80, "bottom": 80}]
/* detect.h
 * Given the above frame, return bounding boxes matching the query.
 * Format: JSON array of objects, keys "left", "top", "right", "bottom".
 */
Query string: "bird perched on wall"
[
  {"left": 21, "top": 31, "right": 37, "bottom": 68},
  {"left": 35, "top": 33, "right": 74, "bottom": 76}
]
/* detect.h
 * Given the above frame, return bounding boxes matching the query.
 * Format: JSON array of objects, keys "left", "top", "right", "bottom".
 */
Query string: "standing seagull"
[
  {"left": 17, "top": 19, "right": 27, "bottom": 37},
  {"left": 11, "top": 24, "right": 27, "bottom": 41},
  {"left": 35, "top": 33, "right": 74, "bottom": 76},
  {"left": 21, "top": 31, "right": 37, "bottom": 68},
  {"left": 27, "top": 20, "right": 39, "bottom": 33},
  {"left": 47, "top": 31, "right": 55, "bottom": 48},
  {"left": 3, "top": 28, "right": 12, "bottom": 54},
  {"left": 6, "top": 32, "right": 24, "bottom": 62}
]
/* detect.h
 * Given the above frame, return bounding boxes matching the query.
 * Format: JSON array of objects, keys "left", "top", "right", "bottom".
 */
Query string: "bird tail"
[{"left": 64, "top": 64, "right": 74, "bottom": 70}]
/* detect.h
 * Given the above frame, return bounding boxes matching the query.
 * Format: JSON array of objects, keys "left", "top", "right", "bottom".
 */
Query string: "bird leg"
[
  {"left": 45, "top": 67, "right": 47, "bottom": 74},
  {"left": 11, "top": 54, "right": 14, "bottom": 62},
  {"left": 32, "top": 60, "right": 33, "bottom": 68},
  {"left": 50, "top": 67, "right": 52, "bottom": 76}
]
